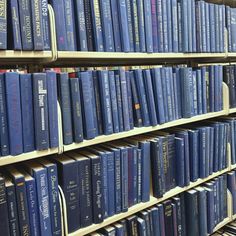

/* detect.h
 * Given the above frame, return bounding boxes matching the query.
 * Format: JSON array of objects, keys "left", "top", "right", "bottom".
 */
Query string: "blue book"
[
  {"left": 8, "top": 0, "right": 22, "bottom": 50},
  {"left": 134, "top": 69, "right": 150, "bottom": 126},
  {"left": 201, "top": 67, "right": 207, "bottom": 114},
  {"left": 5, "top": 178, "right": 20, "bottom": 236},
  {"left": 31, "top": 0, "right": 44, "bottom": 50},
  {"left": 137, "top": 0, "right": 146, "bottom": 52},
  {"left": 191, "top": 0, "right": 197, "bottom": 52},
  {"left": 171, "top": 70, "right": 177, "bottom": 120},
  {"left": 5, "top": 72, "right": 23, "bottom": 155},
  {"left": 163, "top": 201, "right": 174, "bottom": 236},
  {"left": 84, "top": 0, "right": 94, "bottom": 51},
  {"left": 151, "top": 0, "right": 158, "bottom": 52},
  {"left": 177, "top": 0, "right": 182, "bottom": 52},
  {"left": 57, "top": 73, "right": 73, "bottom": 144},
  {"left": 196, "top": 69, "right": 203, "bottom": 114},
  {"left": 172, "top": 0, "right": 178, "bottom": 52},
  {"left": 181, "top": 0, "right": 188, "bottom": 52},
  {"left": 114, "top": 223, "right": 124, "bottom": 236},
  {"left": 50, "top": 0, "right": 67, "bottom": 50},
  {"left": 0, "top": 74, "right": 9, "bottom": 156},
  {"left": 226, "top": 6, "right": 232, "bottom": 52},
  {"left": 151, "top": 207, "right": 160, "bottom": 236},
  {"left": 231, "top": 8, "right": 236, "bottom": 52},
  {"left": 192, "top": 71, "right": 198, "bottom": 115},
  {"left": 166, "top": 0, "right": 172, "bottom": 51},
  {"left": 39, "top": 159, "right": 62, "bottom": 235},
  {"left": 137, "top": 217, "right": 146, "bottom": 235},
  {"left": 161, "top": 68, "right": 169, "bottom": 122},
  {"left": 173, "top": 198, "right": 182, "bottom": 236},
  {"left": 126, "top": 72, "right": 134, "bottom": 129},
  {"left": 24, "top": 163, "right": 52, "bottom": 236},
  {"left": 127, "top": 146, "right": 135, "bottom": 207},
  {"left": 215, "top": 4, "right": 220, "bottom": 52},
  {"left": 69, "top": 77, "right": 84, "bottom": 143},
  {"left": 114, "top": 72, "right": 124, "bottom": 132},
  {"left": 98, "top": 70, "right": 114, "bottom": 135},
  {"left": 46, "top": 71, "right": 59, "bottom": 148},
  {"left": 174, "top": 68, "right": 182, "bottom": 119},
  {"left": 205, "top": 187, "right": 214, "bottom": 234},
  {"left": 119, "top": 68, "right": 130, "bottom": 131},
  {"left": 90, "top": 0, "right": 104, "bottom": 51},
  {"left": 165, "top": 68, "right": 174, "bottom": 121},
  {"left": 157, "top": 0, "right": 164, "bottom": 52},
  {"left": 200, "top": 0, "right": 206, "bottom": 52},
  {"left": 195, "top": 0, "right": 202, "bottom": 52},
  {"left": 74, "top": 0, "right": 88, "bottom": 51},
  {"left": 219, "top": 5, "right": 224, "bottom": 52},
  {"left": 18, "top": 0, "right": 33, "bottom": 50},
  {"left": 117, "top": 0, "right": 130, "bottom": 52},
  {"left": 130, "top": 71, "right": 143, "bottom": 127},
  {"left": 20, "top": 74, "right": 35, "bottom": 153},
  {"left": 209, "top": 66, "right": 215, "bottom": 112},
  {"left": 162, "top": 0, "right": 168, "bottom": 52},
  {"left": 100, "top": 0, "right": 115, "bottom": 51},
  {"left": 63, "top": 0, "right": 77, "bottom": 50},
  {"left": 126, "top": 0, "right": 134, "bottom": 52},
  {"left": 33, "top": 73, "right": 49, "bottom": 150},
  {"left": 143, "top": 0, "right": 153, "bottom": 52},
  {"left": 175, "top": 138, "right": 185, "bottom": 187},
  {"left": 0, "top": 1, "right": 7, "bottom": 49},
  {"left": 41, "top": 0, "right": 51, "bottom": 50},
  {"left": 151, "top": 68, "right": 165, "bottom": 124},
  {"left": 143, "top": 70, "right": 157, "bottom": 126},
  {"left": 52, "top": 156, "right": 80, "bottom": 233},
  {"left": 205, "top": 2, "right": 210, "bottom": 52},
  {"left": 198, "top": 127, "right": 207, "bottom": 178},
  {"left": 110, "top": 0, "right": 122, "bottom": 52},
  {"left": 80, "top": 71, "right": 98, "bottom": 139}
]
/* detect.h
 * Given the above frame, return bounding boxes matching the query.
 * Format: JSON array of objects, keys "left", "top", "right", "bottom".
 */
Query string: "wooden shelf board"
[
  {"left": 0, "top": 148, "right": 58, "bottom": 166},
  {"left": 229, "top": 108, "right": 236, "bottom": 114},
  {"left": 0, "top": 50, "right": 52, "bottom": 59},
  {"left": 212, "top": 217, "right": 232, "bottom": 233},
  {"left": 69, "top": 167, "right": 229, "bottom": 236},
  {"left": 64, "top": 109, "right": 228, "bottom": 152}
]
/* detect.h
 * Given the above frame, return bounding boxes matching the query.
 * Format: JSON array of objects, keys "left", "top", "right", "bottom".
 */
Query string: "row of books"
[
  {"left": 0, "top": 159, "right": 61, "bottom": 236},
  {"left": 59, "top": 65, "right": 223, "bottom": 145},
  {"left": 0, "top": 72, "right": 58, "bottom": 157},
  {"left": 2, "top": 0, "right": 51, "bottom": 50},
  {"left": 53, "top": 0, "right": 230, "bottom": 53},
  {"left": 91, "top": 175, "right": 228, "bottom": 236}
]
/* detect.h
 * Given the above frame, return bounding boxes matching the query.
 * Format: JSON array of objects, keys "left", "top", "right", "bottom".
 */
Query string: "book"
[
  {"left": 0, "top": 0, "right": 7, "bottom": 49},
  {"left": 84, "top": 0, "right": 94, "bottom": 51},
  {"left": 41, "top": 0, "right": 51, "bottom": 50}
]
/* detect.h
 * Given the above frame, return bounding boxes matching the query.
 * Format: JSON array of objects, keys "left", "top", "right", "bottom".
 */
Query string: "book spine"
[
  {"left": 100, "top": 0, "right": 115, "bottom": 52},
  {"left": 205, "top": 127, "right": 210, "bottom": 177},
  {"left": 200, "top": 1, "right": 206, "bottom": 52},
  {"left": 177, "top": 0, "right": 182, "bottom": 52},
  {"left": 41, "top": 0, "right": 51, "bottom": 50},
  {"left": 162, "top": 0, "right": 168, "bottom": 52},
  {"left": 133, "top": 148, "right": 138, "bottom": 205},
  {"left": 107, "top": 153, "right": 115, "bottom": 216},
  {"left": 166, "top": 0, "right": 172, "bottom": 52},
  {"left": 164, "top": 201, "right": 174, "bottom": 236},
  {"left": 18, "top": 0, "right": 33, "bottom": 50},
  {"left": 205, "top": 2, "right": 210, "bottom": 52},
  {"left": 5, "top": 73, "right": 23, "bottom": 155},
  {"left": 151, "top": 0, "right": 158, "bottom": 52},
  {"left": 209, "top": 4, "right": 216, "bottom": 52},
  {"left": 0, "top": 0, "right": 7, "bottom": 49},
  {"left": 189, "top": 131, "right": 199, "bottom": 182},
  {"left": 33, "top": 73, "right": 49, "bottom": 150},
  {"left": 126, "top": 0, "right": 134, "bottom": 52},
  {"left": 75, "top": 0, "right": 88, "bottom": 51},
  {"left": 198, "top": 190, "right": 208, "bottom": 236},
  {"left": 192, "top": 0, "right": 197, "bottom": 52},
  {"left": 215, "top": 4, "right": 220, "bottom": 52},
  {"left": 101, "top": 153, "right": 108, "bottom": 218},
  {"left": 226, "top": 6, "right": 232, "bottom": 52},
  {"left": 195, "top": 1, "right": 202, "bottom": 52},
  {"left": 137, "top": 0, "right": 146, "bottom": 52},
  {"left": 25, "top": 179, "right": 40, "bottom": 236},
  {"left": 181, "top": 0, "right": 188, "bottom": 52},
  {"left": 20, "top": 74, "right": 35, "bottom": 153},
  {"left": 175, "top": 138, "right": 185, "bottom": 187},
  {"left": 57, "top": 73, "right": 73, "bottom": 144},
  {"left": 110, "top": 0, "right": 122, "bottom": 52},
  {"left": 192, "top": 71, "right": 198, "bottom": 115},
  {"left": 126, "top": 72, "right": 134, "bottom": 129},
  {"left": 201, "top": 67, "right": 207, "bottom": 114},
  {"left": 8, "top": 0, "right": 22, "bottom": 50},
  {"left": 128, "top": 147, "right": 134, "bottom": 207},
  {"left": 219, "top": 5, "right": 224, "bottom": 52},
  {"left": 209, "top": 66, "right": 215, "bottom": 112},
  {"left": 31, "top": 0, "right": 44, "bottom": 50},
  {"left": 63, "top": 0, "right": 77, "bottom": 50},
  {"left": 121, "top": 148, "right": 129, "bottom": 212},
  {"left": 161, "top": 68, "right": 169, "bottom": 121},
  {"left": 165, "top": 68, "right": 174, "bottom": 121},
  {"left": 172, "top": 0, "right": 178, "bottom": 52},
  {"left": 114, "top": 150, "right": 121, "bottom": 213},
  {"left": 196, "top": 69, "right": 203, "bottom": 114},
  {"left": 84, "top": 0, "right": 94, "bottom": 51},
  {"left": 157, "top": 0, "right": 164, "bottom": 52},
  {"left": 137, "top": 149, "right": 142, "bottom": 203},
  {"left": 144, "top": 0, "right": 153, "bottom": 52},
  {"left": 199, "top": 128, "right": 207, "bottom": 178},
  {"left": 46, "top": 72, "right": 59, "bottom": 148},
  {"left": 69, "top": 78, "right": 84, "bottom": 143}
]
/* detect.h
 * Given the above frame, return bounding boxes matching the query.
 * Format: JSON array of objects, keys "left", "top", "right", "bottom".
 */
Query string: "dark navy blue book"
[
  {"left": 177, "top": 0, "right": 182, "bottom": 52},
  {"left": 90, "top": 0, "right": 104, "bottom": 51},
  {"left": 196, "top": 69, "right": 203, "bottom": 115},
  {"left": 215, "top": 4, "right": 220, "bottom": 52},
  {"left": 162, "top": 0, "right": 168, "bottom": 52},
  {"left": 80, "top": 71, "right": 98, "bottom": 139},
  {"left": 20, "top": 74, "right": 35, "bottom": 153},
  {"left": 219, "top": 5, "right": 224, "bottom": 53},
  {"left": 50, "top": 0, "right": 67, "bottom": 50},
  {"left": 173, "top": 197, "right": 182, "bottom": 236},
  {"left": 209, "top": 66, "right": 215, "bottom": 112},
  {"left": 201, "top": 67, "right": 207, "bottom": 114},
  {"left": 195, "top": 0, "right": 202, "bottom": 52},
  {"left": 200, "top": 0, "right": 206, "bottom": 52},
  {"left": 172, "top": 0, "right": 178, "bottom": 52},
  {"left": 46, "top": 71, "right": 59, "bottom": 148},
  {"left": 226, "top": 6, "right": 232, "bottom": 52},
  {"left": 126, "top": 72, "right": 134, "bottom": 130},
  {"left": 157, "top": 0, "right": 164, "bottom": 52},
  {"left": 209, "top": 3, "right": 216, "bottom": 52},
  {"left": 8, "top": 0, "right": 22, "bottom": 50},
  {"left": 0, "top": 74, "right": 9, "bottom": 156},
  {"left": 74, "top": 0, "right": 88, "bottom": 51},
  {"left": 166, "top": 0, "right": 173, "bottom": 52},
  {"left": 39, "top": 159, "right": 62, "bottom": 235},
  {"left": 69, "top": 77, "right": 84, "bottom": 143},
  {"left": 5, "top": 178, "right": 19, "bottom": 236},
  {"left": 110, "top": 0, "right": 122, "bottom": 52},
  {"left": 18, "top": 0, "right": 33, "bottom": 50},
  {"left": 63, "top": 0, "right": 77, "bottom": 50},
  {"left": 0, "top": 175, "right": 10, "bottom": 236},
  {"left": 231, "top": 8, "right": 236, "bottom": 52},
  {"left": 143, "top": 69, "right": 158, "bottom": 126},
  {"left": 175, "top": 137, "right": 185, "bottom": 187},
  {"left": 117, "top": 0, "right": 130, "bottom": 52},
  {"left": 119, "top": 68, "right": 130, "bottom": 131},
  {"left": 0, "top": 0, "right": 7, "bottom": 49},
  {"left": 126, "top": 0, "right": 134, "bottom": 52},
  {"left": 5, "top": 72, "right": 23, "bottom": 156},
  {"left": 181, "top": 0, "right": 188, "bottom": 52},
  {"left": 151, "top": 0, "right": 158, "bottom": 52},
  {"left": 114, "top": 223, "right": 124, "bottom": 236},
  {"left": 192, "top": 71, "right": 198, "bottom": 116},
  {"left": 152, "top": 68, "right": 165, "bottom": 124},
  {"left": 165, "top": 68, "right": 174, "bottom": 121},
  {"left": 57, "top": 73, "right": 73, "bottom": 144},
  {"left": 31, "top": 0, "right": 44, "bottom": 50},
  {"left": 127, "top": 146, "right": 135, "bottom": 207},
  {"left": 139, "top": 211, "right": 151, "bottom": 235},
  {"left": 192, "top": 0, "right": 197, "bottom": 52},
  {"left": 100, "top": 0, "right": 115, "bottom": 52},
  {"left": 143, "top": 0, "right": 153, "bottom": 52},
  {"left": 209, "top": 127, "right": 214, "bottom": 175},
  {"left": 24, "top": 162, "right": 52, "bottom": 236},
  {"left": 6, "top": 167, "right": 30, "bottom": 236},
  {"left": 131, "top": 0, "right": 140, "bottom": 52},
  {"left": 163, "top": 201, "right": 174, "bottom": 236},
  {"left": 205, "top": 187, "right": 214, "bottom": 234},
  {"left": 130, "top": 71, "right": 143, "bottom": 127},
  {"left": 161, "top": 68, "right": 169, "bottom": 122},
  {"left": 114, "top": 72, "right": 124, "bottom": 132},
  {"left": 137, "top": 148, "right": 142, "bottom": 203},
  {"left": 137, "top": 217, "right": 146, "bottom": 235},
  {"left": 205, "top": 2, "right": 210, "bottom": 53},
  {"left": 52, "top": 155, "right": 80, "bottom": 233},
  {"left": 197, "top": 127, "right": 207, "bottom": 178},
  {"left": 151, "top": 207, "right": 160, "bottom": 236},
  {"left": 42, "top": 0, "right": 51, "bottom": 50},
  {"left": 33, "top": 73, "right": 49, "bottom": 150},
  {"left": 98, "top": 70, "right": 114, "bottom": 135},
  {"left": 137, "top": 0, "right": 146, "bottom": 52},
  {"left": 134, "top": 69, "right": 150, "bottom": 126},
  {"left": 84, "top": 0, "right": 94, "bottom": 51}
]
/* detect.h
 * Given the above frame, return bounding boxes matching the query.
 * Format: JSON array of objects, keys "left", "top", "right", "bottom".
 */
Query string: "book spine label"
[
  {"left": 33, "top": 73, "right": 49, "bottom": 150},
  {"left": 0, "top": 0, "right": 7, "bottom": 49},
  {"left": 101, "top": 153, "right": 108, "bottom": 218},
  {"left": 20, "top": 74, "right": 35, "bottom": 153},
  {"left": 31, "top": 0, "right": 44, "bottom": 50},
  {"left": 75, "top": 0, "right": 88, "bottom": 51},
  {"left": 84, "top": 0, "right": 94, "bottom": 51},
  {"left": 137, "top": 0, "right": 146, "bottom": 52},
  {"left": 137, "top": 149, "right": 142, "bottom": 203},
  {"left": 41, "top": 0, "right": 51, "bottom": 50}
]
